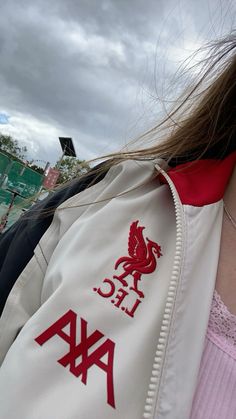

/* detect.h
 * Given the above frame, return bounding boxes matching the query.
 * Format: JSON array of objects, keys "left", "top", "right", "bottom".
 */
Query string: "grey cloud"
[{"left": 0, "top": 0, "right": 235, "bottom": 162}]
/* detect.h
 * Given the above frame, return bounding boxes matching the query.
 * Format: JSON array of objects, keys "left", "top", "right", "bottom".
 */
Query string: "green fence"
[
  {"left": 0, "top": 152, "right": 43, "bottom": 198},
  {"left": 0, "top": 151, "right": 44, "bottom": 230},
  {"left": 0, "top": 152, "right": 11, "bottom": 177}
]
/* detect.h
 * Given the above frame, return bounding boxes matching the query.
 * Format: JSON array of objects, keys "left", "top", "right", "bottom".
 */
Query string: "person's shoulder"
[{"left": 0, "top": 163, "right": 110, "bottom": 316}]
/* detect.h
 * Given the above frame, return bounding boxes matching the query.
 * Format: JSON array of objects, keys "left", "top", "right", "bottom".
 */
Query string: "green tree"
[
  {"left": 0, "top": 133, "right": 27, "bottom": 160},
  {"left": 55, "top": 156, "right": 90, "bottom": 184}
]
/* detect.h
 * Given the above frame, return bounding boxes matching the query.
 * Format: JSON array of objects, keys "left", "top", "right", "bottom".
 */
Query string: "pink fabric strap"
[
  {"left": 207, "top": 290, "right": 236, "bottom": 360},
  {"left": 190, "top": 289, "right": 236, "bottom": 419}
]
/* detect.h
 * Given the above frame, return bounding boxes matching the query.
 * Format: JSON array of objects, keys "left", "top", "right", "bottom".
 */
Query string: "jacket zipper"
[{"left": 142, "top": 163, "right": 185, "bottom": 418}]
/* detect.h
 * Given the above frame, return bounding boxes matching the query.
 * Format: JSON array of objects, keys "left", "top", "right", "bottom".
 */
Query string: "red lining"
[{"left": 159, "top": 151, "right": 236, "bottom": 206}]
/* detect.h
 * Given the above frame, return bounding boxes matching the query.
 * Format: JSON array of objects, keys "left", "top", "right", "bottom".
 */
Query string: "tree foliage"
[
  {"left": 0, "top": 133, "right": 90, "bottom": 183},
  {"left": 0, "top": 133, "right": 28, "bottom": 160},
  {"left": 55, "top": 156, "right": 90, "bottom": 184}
]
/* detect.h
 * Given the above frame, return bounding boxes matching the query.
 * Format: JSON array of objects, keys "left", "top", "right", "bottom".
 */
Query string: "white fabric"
[{"left": 0, "top": 159, "right": 223, "bottom": 419}]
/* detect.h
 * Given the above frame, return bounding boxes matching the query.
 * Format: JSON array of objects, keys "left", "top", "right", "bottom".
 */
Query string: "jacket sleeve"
[
  {"left": 0, "top": 250, "right": 45, "bottom": 364},
  {"left": 0, "top": 166, "right": 109, "bottom": 363},
  {"left": 0, "top": 165, "right": 108, "bottom": 317}
]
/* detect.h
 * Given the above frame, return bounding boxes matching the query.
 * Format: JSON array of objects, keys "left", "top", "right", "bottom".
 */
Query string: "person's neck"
[{"left": 224, "top": 164, "right": 236, "bottom": 219}]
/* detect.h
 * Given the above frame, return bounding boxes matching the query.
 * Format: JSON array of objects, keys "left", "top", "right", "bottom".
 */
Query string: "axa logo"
[
  {"left": 35, "top": 310, "right": 116, "bottom": 408},
  {"left": 93, "top": 220, "right": 162, "bottom": 318}
]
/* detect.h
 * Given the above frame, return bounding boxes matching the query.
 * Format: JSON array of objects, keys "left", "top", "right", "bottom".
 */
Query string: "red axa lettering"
[{"left": 35, "top": 310, "right": 116, "bottom": 408}]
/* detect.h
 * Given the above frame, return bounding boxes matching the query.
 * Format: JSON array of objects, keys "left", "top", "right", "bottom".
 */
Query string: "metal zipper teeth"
[{"left": 143, "top": 164, "right": 184, "bottom": 419}]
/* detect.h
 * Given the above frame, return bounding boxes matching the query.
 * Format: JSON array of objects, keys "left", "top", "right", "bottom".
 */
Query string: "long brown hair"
[
  {"left": 87, "top": 31, "right": 236, "bottom": 176},
  {"left": 20, "top": 32, "right": 236, "bottom": 218}
]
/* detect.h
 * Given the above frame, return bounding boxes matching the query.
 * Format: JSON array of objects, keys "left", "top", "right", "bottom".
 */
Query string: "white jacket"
[{"left": 0, "top": 152, "right": 235, "bottom": 419}]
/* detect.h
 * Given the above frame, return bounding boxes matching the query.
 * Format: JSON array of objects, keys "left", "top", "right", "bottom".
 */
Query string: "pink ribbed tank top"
[{"left": 190, "top": 290, "right": 236, "bottom": 418}]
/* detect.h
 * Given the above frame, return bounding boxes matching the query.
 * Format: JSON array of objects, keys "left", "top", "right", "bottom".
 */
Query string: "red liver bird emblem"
[{"left": 113, "top": 220, "right": 162, "bottom": 298}]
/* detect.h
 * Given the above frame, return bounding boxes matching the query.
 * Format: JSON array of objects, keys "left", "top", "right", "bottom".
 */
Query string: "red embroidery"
[
  {"left": 94, "top": 220, "right": 162, "bottom": 318},
  {"left": 35, "top": 310, "right": 116, "bottom": 408},
  {"left": 113, "top": 220, "right": 162, "bottom": 297}
]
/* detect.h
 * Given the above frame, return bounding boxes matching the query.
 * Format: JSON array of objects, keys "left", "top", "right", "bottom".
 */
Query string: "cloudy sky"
[{"left": 0, "top": 0, "right": 235, "bottom": 166}]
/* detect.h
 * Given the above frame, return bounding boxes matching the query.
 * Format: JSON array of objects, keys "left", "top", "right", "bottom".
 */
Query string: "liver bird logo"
[{"left": 113, "top": 220, "right": 162, "bottom": 298}]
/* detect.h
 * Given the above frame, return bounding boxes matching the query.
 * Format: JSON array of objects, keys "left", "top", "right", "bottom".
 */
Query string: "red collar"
[{"left": 159, "top": 150, "right": 236, "bottom": 206}]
